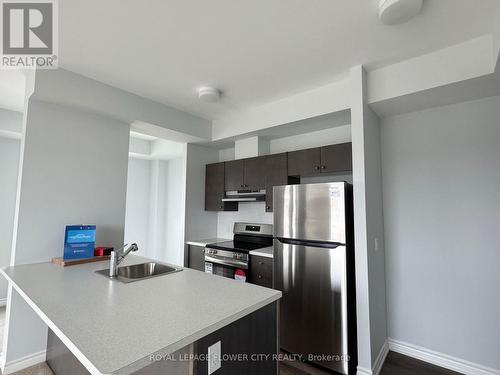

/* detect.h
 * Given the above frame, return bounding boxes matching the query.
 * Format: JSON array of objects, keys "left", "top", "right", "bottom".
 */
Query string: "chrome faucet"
[{"left": 109, "top": 243, "right": 138, "bottom": 278}]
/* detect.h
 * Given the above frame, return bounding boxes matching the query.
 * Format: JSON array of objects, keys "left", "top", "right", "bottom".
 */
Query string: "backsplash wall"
[{"left": 217, "top": 202, "right": 273, "bottom": 238}]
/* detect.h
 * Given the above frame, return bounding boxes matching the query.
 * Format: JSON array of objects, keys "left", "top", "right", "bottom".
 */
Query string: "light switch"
[
  {"left": 208, "top": 340, "right": 221, "bottom": 374},
  {"left": 374, "top": 237, "right": 380, "bottom": 252}
]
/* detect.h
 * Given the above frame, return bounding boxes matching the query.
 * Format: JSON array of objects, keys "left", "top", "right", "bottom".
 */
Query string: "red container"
[
  {"left": 94, "top": 247, "right": 113, "bottom": 257},
  {"left": 234, "top": 269, "right": 247, "bottom": 282}
]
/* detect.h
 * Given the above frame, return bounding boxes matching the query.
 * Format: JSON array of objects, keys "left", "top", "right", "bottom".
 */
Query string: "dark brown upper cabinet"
[
  {"left": 264, "top": 153, "right": 288, "bottom": 212},
  {"left": 320, "top": 143, "right": 352, "bottom": 173},
  {"left": 288, "top": 143, "right": 352, "bottom": 176},
  {"left": 224, "top": 160, "right": 245, "bottom": 190},
  {"left": 225, "top": 158, "right": 266, "bottom": 191},
  {"left": 244, "top": 157, "right": 267, "bottom": 191},
  {"left": 287, "top": 147, "right": 321, "bottom": 176},
  {"left": 205, "top": 162, "right": 237, "bottom": 211}
]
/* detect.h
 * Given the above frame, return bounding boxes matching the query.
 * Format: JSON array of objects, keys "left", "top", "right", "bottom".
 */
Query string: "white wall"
[
  {"left": 184, "top": 144, "right": 220, "bottom": 264},
  {"left": 217, "top": 203, "right": 273, "bottom": 239},
  {"left": 164, "top": 157, "right": 186, "bottom": 266},
  {"left": 3, "top": 98, "right": 130, "bottom": 369},
  {"left": 0, "top": 109, "right": 22, "bottom": 139},
  {"left": 218, "top": 147, "right": 235, "bottom": 162},
  {"left": 234, "top": 136, "right": 270, "bottom": 159},
  {"left": 0, "top": 137, "right": 20, "bottom": 302},
  {"left": 381, "top": 94, "right": 500, "bottom": 372},
  {"left": 125, "top": 155, "right": 187, "bottom": 267},
  {"left": 11, "top": 100, "right": 130, "bottom": 264},
  {"left": 269, "top": 124, "right": 351, "bottom": 153},
  {"left": 350, "top": 66, "right": 387, "bottom": 374},
  {"left": 124, "top": 158, "right": 152, "bottom": 251}
]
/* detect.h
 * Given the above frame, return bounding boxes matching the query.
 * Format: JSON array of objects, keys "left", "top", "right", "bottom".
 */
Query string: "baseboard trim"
[
  {"left": 357, "top": 340, "right": 389, "bottom": 375},
  {"left": 2, "top": 350, "right": 46, "bottom": 374},
  {"left": 0, "top": 298, "right": 7, "bottom": 307},
  {"left": 372, "top": 340, "right": 389, "bottom": 375},
  {"left": 388, "top": 339, "right": 500, "bottom": 375},
  {"left": 357, "top": 366, "right": 372, "bottom": 375}
]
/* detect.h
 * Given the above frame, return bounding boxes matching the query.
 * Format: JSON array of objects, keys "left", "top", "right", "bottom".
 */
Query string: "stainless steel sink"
[{"left": 96, "top": 262, "right": 182, "bottom": 283}]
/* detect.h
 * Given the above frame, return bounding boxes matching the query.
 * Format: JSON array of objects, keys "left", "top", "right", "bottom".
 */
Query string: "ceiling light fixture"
[
  {"left": 379, "top": 0, "right": 423, "bottom": 25},
  {"left": 198, "top": 86, "right": 221, "bottom": 103}
]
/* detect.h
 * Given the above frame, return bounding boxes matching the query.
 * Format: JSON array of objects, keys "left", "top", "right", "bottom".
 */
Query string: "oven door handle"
[{"left": 205, "top": 255, "right": 248, "bottom": 269}]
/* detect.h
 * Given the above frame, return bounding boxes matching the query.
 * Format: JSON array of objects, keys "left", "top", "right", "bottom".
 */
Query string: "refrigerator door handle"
[{"left": 276, "top": 237, "right": 344, "bottom": 249}]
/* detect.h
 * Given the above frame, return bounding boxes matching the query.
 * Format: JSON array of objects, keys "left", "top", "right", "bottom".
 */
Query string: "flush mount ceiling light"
[
  {"left": 197, "top": 86, "right": 221, "bottom": 103},
  {"left": 379, "top": 0, "right": 423, "bottom": 25}
]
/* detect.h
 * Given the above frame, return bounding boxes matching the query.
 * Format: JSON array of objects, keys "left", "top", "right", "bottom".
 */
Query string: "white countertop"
[
  {"left": 249, "top": 246, "right": 274, "bottom": 258},
  {"left": 185, "top": 238, "right": 230, "bottom": 247},
  {"left": 1, "top": 255, "right": 281, "bottom": 375}
]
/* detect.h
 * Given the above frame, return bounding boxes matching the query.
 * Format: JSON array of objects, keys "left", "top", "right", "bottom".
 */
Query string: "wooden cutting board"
[{"left": 51, "top": 256, "right": 110, "bottom": 267}]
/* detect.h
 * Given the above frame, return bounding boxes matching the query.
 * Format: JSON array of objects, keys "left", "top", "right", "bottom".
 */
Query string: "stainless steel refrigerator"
[{"left": 273, "top": 182, "right": 357, "bottom": 374}]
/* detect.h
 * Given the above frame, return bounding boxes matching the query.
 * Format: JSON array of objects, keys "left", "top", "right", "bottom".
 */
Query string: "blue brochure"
[{"left": 63, "top": 225, "right": 96, "bottom": 260}]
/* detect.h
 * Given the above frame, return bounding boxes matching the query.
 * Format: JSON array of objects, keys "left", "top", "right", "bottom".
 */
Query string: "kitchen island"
[{"left": 1, "top": 255, "right": 281, "bottom": 375}]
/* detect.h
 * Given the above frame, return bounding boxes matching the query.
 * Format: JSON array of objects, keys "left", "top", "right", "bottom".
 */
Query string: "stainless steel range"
[{"left": 204, "top": 223, "right": 273, "bottom": 281}]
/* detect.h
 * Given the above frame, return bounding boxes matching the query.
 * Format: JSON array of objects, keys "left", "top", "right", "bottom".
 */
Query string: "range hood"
[{"left": 221, "top": 190, "right": 266, "bottom": 202}]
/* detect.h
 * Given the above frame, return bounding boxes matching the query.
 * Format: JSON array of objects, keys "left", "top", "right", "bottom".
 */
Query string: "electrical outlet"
[
  {"left": 374, "top": 237, "right": 380, "bottom": 252},
  {"left": 208, "top": 341, "right": 221, "bottom": 374}
]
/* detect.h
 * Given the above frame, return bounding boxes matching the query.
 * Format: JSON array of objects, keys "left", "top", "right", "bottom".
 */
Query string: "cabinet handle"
[
  {"left": 240, "top": 184, "right": 244, "bottom": 188},
  {"left": 314, "top": 166, "right": 320, "bottom": 170},
  {"left": 259, "top": 261, "right": 264, "bottom": 265},
  {"left": 258, "top": 275, "right": 262, "bottom": 279},
  {"left": 321, "top": 165, "right": 326, "bottom": 170},
  {"left": 266, "top": 206, "right": 271, "bottom": 210}
]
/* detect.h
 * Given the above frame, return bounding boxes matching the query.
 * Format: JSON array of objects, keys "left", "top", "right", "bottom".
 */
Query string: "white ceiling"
[{"left": 31, "top": 1, "right": 500, "bottom": 121}]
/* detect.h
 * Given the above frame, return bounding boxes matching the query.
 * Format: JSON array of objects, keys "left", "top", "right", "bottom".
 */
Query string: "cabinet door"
[
  {"left": 320, "top": 143, "right": 352, "bottom": 173},
  {"left": 250, "top": 255, "right": 273, "bottom": 288},
  {"left": 188, "top": 245, "right": 205, "bottom": 272},
  {"left": 287, "top": 147, "right": 321, "bottom": 176},
  {"left": 205, "top": 163, "right": 225, "bottom": 211},
  {"left": 244, "top": 157, "right": 267, "bottom": 191},
  {"left": 225, "top": 160, "right": 245, "bottom": 191},
  {"left": 265, "top": 153, "right": 288, "bottom": 212},
  {"left": 205, "top": 163, "right": 237, "bottom": 211}
]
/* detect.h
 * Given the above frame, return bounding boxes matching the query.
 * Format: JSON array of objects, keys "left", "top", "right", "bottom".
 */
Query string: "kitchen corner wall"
[{"left": 216, "top": 124, "right": 352, "bottom": 238}]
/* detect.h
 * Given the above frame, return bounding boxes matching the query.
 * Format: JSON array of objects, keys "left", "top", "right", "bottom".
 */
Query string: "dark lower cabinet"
[
  {"left": 320, "top": 142, "right": 352, "bottom": 173},
  {"left": 250, "top": 255, "right": 273, "bottom": 288},
  {"left": 206, "top": 162, "right": 237, "bottom": 211},
  {"left": 287, "top": 147, "right": 321, "bottom": 176},
  {"left": 194, "top": 302, "right": 277, "bottom": 375},
  {"left": 264, "top": 153, "right": 288, "bottom": 212},
  {"left": 188, "top": 245, "right": 205, "bottom": 272},
  {"left": 47, "top": 302, "right": 278, "bottom": 375}
]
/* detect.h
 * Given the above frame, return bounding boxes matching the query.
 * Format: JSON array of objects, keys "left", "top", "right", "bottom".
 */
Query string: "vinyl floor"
[
  {"left": 279, "top": 351, "right": 463, "bottom": 375},
  {"left": 2, "top": 351, "right": 463, "bottom": 375}
]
